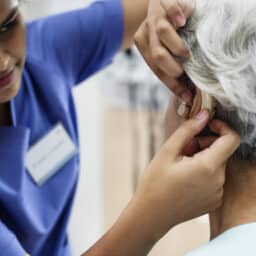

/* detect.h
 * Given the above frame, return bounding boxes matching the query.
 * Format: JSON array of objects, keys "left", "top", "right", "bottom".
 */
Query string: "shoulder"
[
  {"left": 186, "top": 223, "right": 256, "bottom": 256},
  {"left": 25, "top": 0, "right": 124, "bottom": 47},
  {"left": 25, "top": 0, "right": 124, "bottom": 84}
]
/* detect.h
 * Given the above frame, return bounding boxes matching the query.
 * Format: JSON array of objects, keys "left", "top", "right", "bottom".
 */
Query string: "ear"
[
  {"left": 188, "top": 88, "right": 202, "bottom": 118},
  {"left": 188, "top": 88, "right": 216, "bottom": 120}
]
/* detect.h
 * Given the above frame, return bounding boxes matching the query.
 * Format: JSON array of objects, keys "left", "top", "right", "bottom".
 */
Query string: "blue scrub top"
[
  {"left": 185, "top": 223, "right": 256, "bottom": 256},
  {"left": 0, "top": 0, "right": 123, "bottom": 255}
]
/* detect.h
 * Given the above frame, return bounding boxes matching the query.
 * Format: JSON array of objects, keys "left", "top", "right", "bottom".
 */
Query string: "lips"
[{"left": 0, "top": 69, "right": 15, "bottom": 89}]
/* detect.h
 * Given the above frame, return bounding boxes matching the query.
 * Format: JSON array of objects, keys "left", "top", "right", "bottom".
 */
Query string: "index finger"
[
  {"left": 195, "top": 120, "right": 241, "bottom": 166},
  {"left": 163, "top": 110, "right": 210, "bottom": 157}
]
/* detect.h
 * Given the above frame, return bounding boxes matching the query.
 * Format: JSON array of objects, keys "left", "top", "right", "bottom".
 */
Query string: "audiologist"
[{"left": 0, "top": 0, "right": 239, "bottom": 255}]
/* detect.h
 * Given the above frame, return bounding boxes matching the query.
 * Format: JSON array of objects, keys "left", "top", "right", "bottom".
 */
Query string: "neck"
[
  {"left": 209, "top": 159, "right": 256, "bottom": 239},
  {"left": 0, "top": 102, "right": 11, "bottom": 126}
]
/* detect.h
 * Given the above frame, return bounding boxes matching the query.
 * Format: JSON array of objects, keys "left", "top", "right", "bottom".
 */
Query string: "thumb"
[
  {"left": 160, "top": 0, "right": 195, "bottom": 28},
  {"left": 163, "top": 110, "right": 210, "bottom": 157}
]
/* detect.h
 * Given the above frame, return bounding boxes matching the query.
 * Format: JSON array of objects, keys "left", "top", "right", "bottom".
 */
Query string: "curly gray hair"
[{"left": 180, "top": 0, "right": 256, "bottom": 159}]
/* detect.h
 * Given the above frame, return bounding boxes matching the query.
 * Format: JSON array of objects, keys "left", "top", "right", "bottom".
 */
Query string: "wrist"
[
  {"left": 128, "top": 193, "right": 176, "bottom": 242},
  {"left": 116, "top": 199, "right": 157, "bottom": 251}
]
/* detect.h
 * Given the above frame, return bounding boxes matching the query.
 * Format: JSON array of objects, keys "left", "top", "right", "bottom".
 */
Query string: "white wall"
[
  {"left": 21, "top": 1, "right": 104, "bottom": 255},
  {"left": 21, "top": 0, "right": 91, "bottom": 20},
  {"left": 71, "top": 79, "right": 104, "bottom": 255}
]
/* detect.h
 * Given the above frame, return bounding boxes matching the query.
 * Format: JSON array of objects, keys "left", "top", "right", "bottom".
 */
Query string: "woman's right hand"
[
  {"left": 129, "top": 110, "right": 240, "bottom": 242},
  {"left": 82, "top": 111, "right": 240, "bottom": 256}
]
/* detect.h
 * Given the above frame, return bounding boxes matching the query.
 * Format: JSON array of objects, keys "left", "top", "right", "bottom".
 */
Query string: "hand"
[
  {"left": 129, "top": 111, "right": 240, "bottom": 242},
  {"left": 134, "top": 0, "right": 195, "bottom": 103}
]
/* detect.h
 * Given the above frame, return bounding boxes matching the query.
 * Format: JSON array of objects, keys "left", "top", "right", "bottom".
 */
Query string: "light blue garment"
[
  {"left": 0, "top": 0, "right": 123, "bottom": 255},
  {"left": 186, "top": 223, "right": 256, "bottom": 256}
]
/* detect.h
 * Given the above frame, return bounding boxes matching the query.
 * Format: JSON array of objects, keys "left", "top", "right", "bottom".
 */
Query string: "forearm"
[
  {"left": 121, "top": 0, "right": 149, "bottom": 50},
  {"left": 81, "top": 199, "right": 159, "bottom": 256}
]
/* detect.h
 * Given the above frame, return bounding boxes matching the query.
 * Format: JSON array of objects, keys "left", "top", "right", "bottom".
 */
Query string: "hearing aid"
[
  {"left": 201, "top": 91, "right": 216, "bottom": 119},
  {"left": 177, "top": 101, "right": 190, "bottom": 118},
  {"left": 177, "top": 91, "right": 216, "bottom": 120}
]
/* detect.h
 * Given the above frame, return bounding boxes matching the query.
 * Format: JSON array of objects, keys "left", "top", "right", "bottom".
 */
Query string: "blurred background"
[{"left": 21, "top": 0, "right": 209, "bottom": 255}]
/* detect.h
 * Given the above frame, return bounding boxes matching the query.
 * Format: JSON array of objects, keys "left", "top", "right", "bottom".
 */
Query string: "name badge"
[{"left": 26, "top": 123, "right": 77, "bottom": 185}]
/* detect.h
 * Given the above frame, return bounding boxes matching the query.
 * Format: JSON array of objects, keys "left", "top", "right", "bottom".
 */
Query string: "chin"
[{"left": 0, "top": 81, "right": 21, "bottom": 103}]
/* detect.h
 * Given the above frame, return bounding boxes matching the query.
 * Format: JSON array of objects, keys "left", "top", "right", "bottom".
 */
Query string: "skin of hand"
[
  {"left": 130, "top": 110, "right": 240, "bottom": 242},
  {"left": 134, "top": 0, "right": 195, "bottom": 103},
  {"left": 121, "top": 0, "right": 149, "bottom": 50},
  {"left": 82, "top": 111, "right": 240, "bottom": 256}
]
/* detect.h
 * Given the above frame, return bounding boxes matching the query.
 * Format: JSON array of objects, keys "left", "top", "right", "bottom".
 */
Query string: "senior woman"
[
  {"left": 0, "top": 0, "right": 240, "bottom": 255},
  {"left": 164, "top": 0, "right": 256, "bottom": 255}
]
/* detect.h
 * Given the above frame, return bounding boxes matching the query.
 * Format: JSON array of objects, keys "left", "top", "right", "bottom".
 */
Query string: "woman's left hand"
[{"left": 134, "top": 0, "right": 194, "bottom": 103}]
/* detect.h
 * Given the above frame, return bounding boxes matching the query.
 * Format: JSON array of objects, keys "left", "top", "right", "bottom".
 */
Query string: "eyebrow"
[{"left": 0, "top": 7, "right": 19, "bottom": 29}]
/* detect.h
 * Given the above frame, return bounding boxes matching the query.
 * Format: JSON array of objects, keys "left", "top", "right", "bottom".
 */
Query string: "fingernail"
[
  {"left": 181, "top": 91, "right": 192, "bottom": 103},
  {"left": 196, "top": 110, "right": 208, "bottom": 120},
  {"left": 175, "top": 12, "right": 186, "bottom": 27}
]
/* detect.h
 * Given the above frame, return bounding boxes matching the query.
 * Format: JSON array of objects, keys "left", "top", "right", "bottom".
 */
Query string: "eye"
[
  {"left": 0, "top": 11, "right": 19, "bottom": 34},
  {"left": 0, "top": 18, "right": 18, "bottom": 33}
]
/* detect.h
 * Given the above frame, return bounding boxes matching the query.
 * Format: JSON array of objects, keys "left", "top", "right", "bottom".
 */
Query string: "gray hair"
[{"left": 179, "top": 0, "right": 256, "bottom": 159}]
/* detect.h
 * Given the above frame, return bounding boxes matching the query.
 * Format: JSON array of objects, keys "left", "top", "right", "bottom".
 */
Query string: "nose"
[{"left": 0, "top": 51, "right": 10, "bottom": 72}]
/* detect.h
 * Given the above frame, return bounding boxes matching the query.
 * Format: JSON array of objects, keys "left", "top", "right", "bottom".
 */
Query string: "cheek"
[
  {"left": 14, "top": 23, "right": 26, "bottom": 64},
  {"left": 4, "top": 19, "right": 26, "bottom": 66},
  {"left": 165, "top": 98, "right": 184, "bottom": 138}
]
